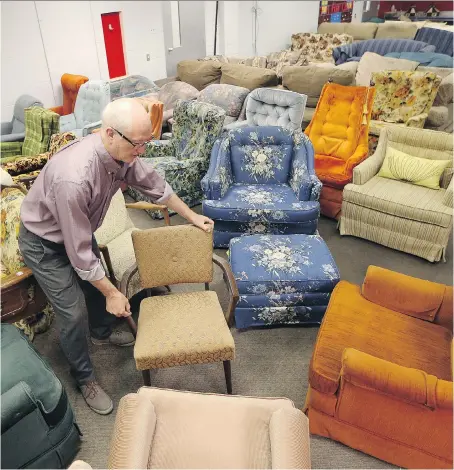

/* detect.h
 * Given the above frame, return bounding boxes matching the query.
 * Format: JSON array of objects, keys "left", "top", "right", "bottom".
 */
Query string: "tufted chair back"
[
  {"left": 60, "top": 74, "right": 89, "bottom": 115},
  {"left": 244, "top": 88, "right": 306, "bottom": 131},
  {"left": 74, "top": 80, "right": 111, "bottom": 130}
]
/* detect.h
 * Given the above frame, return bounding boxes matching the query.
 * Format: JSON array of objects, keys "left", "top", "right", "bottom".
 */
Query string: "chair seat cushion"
[
  {"left": 310, "top": 281, "right": 453, "bottom": 395},
  {"left": 203, "top": 184, "right": 320, "bottom": 223},
  {"left": 138, "top": 387, "right": 295, "bottom": 469},
  {"left": 134, "top": 291, "right": 234, "bottom": 370},
  {"left": 343, "top": 176, "right": 452, "bottom": 228}
]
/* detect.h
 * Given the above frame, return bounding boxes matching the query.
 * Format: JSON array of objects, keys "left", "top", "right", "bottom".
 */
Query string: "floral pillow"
[
  {"left": 266, "top": 49, "right": 308, "bottom": 77},
  {"left": 290, "top": 32, "right": 353, "bottom": 64}
]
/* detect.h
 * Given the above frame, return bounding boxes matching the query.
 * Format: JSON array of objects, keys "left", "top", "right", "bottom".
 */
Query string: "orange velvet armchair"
[
  {"left": 305, "top": 83, "right": 375, "bottom": 219},
  {"left": 304, "top": 266, "right": 453, "bottom": 469},
  {"left": 50, "top": 74, "right": 89, "bottom": 116}
]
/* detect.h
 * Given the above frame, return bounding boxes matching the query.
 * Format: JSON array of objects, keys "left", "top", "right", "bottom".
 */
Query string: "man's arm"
[{"left": 49, "top": 181, "right": 131, "bottom": 317}]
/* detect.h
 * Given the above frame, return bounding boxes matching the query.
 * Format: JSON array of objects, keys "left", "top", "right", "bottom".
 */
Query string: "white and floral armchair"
[{"left": 202, "top": 126, "right": 321, "bottom": 247}]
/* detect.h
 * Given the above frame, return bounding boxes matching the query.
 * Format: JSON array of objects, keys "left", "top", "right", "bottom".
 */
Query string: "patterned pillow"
[
  {"left": 290, "top": 32, "right": 353, "bottom": 64},
  {"left": 378, "top": 146, "right": 451, "bottom": 189},
  {"left": 266, "top": 49, "right": 308, "bottom": 77}
]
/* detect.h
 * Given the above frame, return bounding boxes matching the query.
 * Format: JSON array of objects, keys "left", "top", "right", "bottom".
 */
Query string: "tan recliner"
[{"left": 70, "top": 387, "right": 311, "bottom": 469}]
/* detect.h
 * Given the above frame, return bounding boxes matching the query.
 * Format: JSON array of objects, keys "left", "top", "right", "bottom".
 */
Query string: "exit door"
[{"left": 101, "top": 12, "right": 127, "bottom": 79}]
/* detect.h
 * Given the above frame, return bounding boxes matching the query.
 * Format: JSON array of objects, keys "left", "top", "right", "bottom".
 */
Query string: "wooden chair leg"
[
  {"left": 223, "top": 360, "right": 232, "bottom": 395},
  {"left": 142, "top": 370, "right": 151, "bottom": 386}
]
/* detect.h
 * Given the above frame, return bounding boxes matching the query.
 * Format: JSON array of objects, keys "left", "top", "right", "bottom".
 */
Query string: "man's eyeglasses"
[{"left": 111, "top": 127, "right": 152, "bottom": 149}]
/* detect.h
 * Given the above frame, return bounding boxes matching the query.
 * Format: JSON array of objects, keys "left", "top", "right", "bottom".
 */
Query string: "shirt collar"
[{"left": 92, "top": 132, "right": 123, "bottom": 174}]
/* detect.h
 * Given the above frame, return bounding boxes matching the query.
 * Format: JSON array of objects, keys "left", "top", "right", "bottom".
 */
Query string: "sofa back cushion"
[
  {"left": 229, "top": 127, "right": 294, "bottom": 184},
  {"left": 282, "top": 65, "right": 354, "bottom": 107},
  {"left": 318, "top": 22, "right": 378, "bottom": 41},
  {"left": 290, "top": 32, "right": 353, "bottom": 64},
  {"left": 371, "top": 70, "right": 441, "bottom": 124},
  {"left": 305, "top": 83, "right": 372, "bottom": 161},
  {"left": 356, "top": 52, "right": 418, "bottom": 87},
  {"left": 245, "top": 88, "right": 306, "bottom": 131},
  {"left": 220, "top": 64, "right": 278, "bottom": 90},
  {"left": 375, "top": 22, "right": 418, "bottom": 40},
  {"left": 177, "top": 61, "right": 222, "bottom": 90},
  {"left": 197, "top": 84, "right": 249, "bottom": 118}
]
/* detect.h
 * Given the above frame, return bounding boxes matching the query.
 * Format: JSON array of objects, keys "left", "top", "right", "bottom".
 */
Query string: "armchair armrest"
[
  {"left": 82, "top": 120, "right": 102, "bottom": 136},
  {"left": 341, "top": 348, "right": 453, "bottom": 410},
  {"left": 144, "top": 139, "right": 174, "bottom": 159},
  {"left": 443, "top": 177, "right": 453, "bottom": 208},
  {"left": 1, "top": 132, "right": 26, "bottom": 143},
  {"left": 1, "top": 382, "right": 37, "bottom": 434},
  {"left": 223, "top": 120, "right": 248, "bottom": 131},
  {"left": 213, "top": 254, "right": 239, "bottom": 326},
  {"left": 352, "top": 135, "right": 387, "bottom": 185},
  {"left": 344, "top": 143, "right": 369, "bottom": 175},
  {"left": 208, "top": 140, "right": 233, "bottom": 200},
  {"left": 49, "top": 105, "right": 64, "bottom": 116},
  {"left": 1, "top": 267, "right": 33, "bottom": 289},
  {"left": 1, "top": 121, "right": 13, "bottom": 135},
  {"left": 201, "top": 136, "right": 224, "bottom": 200},
  {"left": 0, "top": 142, "right": 23, "bottom": 160},
  {"left": 108, "top": 394, "right": 157, "bottom": 469},
  {"left": 406, "top": 113, "right": 429, "bottom": 129},
  {"left": 59, "top": 113, "right": 77, "bottom": 133},
  {"left": 270, "top": 408, "right": 311, "bottom": 469}
]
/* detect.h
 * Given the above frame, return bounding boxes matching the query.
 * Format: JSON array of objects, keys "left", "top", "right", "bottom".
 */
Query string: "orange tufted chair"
[
  {"left": 305, "top": 83, "right": 375, "bottom": 219},
  {"left": 304, "top": 265, "right": 453, "bottom": 469},
  {"left": 50, "top": 74, "right": 89, "bottom": 116}
]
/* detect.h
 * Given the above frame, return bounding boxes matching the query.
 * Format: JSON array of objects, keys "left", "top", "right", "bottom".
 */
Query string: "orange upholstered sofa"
[
  {"left": 304, "top": 265, "right": 453, "bottom": 469},
  {"left": 305, "top": 83, "right": 375, "bottom": 219},
  {"left": 50, "top": 73, "right": 89, "bottom": 116}
]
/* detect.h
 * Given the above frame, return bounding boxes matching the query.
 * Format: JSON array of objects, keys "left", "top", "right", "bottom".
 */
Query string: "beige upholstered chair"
[
  {"left": 94, "top": 189, "right": 170, "bottom": 297},
  {"left": 122, "top": 225, "right": 238, "bottom": 392},
  {"left": 70, "top": 387, "right": 311, "bottom": 469},
  {"left": 340, "top": 127, "right": 453, "bottom": 262}
]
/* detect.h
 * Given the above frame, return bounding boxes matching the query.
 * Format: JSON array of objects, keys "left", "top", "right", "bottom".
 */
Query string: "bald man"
[{"left": 18, "top": 99, "right": 214, "bottom": 415}]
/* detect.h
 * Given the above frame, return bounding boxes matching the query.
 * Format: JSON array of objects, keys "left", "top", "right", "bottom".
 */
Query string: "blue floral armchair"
[
  {"left": 202, "top": 126, "right": 322, "bottom": 247},
  {"left": 128, "top": 100, "right": 226, "bottom": 218}
]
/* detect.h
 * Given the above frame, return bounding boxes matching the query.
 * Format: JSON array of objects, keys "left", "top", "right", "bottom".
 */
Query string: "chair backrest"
[
  {"left": 197, "top": 84, "right": 249, "bottom": 119},
  {"left": 1, "top": 187, "right": 26, "bottom": 275},
  {"left": 131, "top": 225, "right": 213, "bottom": 288},
  {"left": 11, "top": 95, "right": 43, "bottom": 135},
  {"left": 60, "top": 74, "right": 89, "bottom": 116},
  {"left": 74, "top": 80, "right": 110, "bottom": 129},
  {"left": 381, "top": 126, "right": 453, "bottom": 188},
  {"left": 171, "top": 100, "right": 226, "bottom": 162},
  {"left": 94, "top": 189, "right": 134, "bottom": 246},
  {"left": 245, "top": 88, "right": 306, "bottom": 131},
  {"left": 22, "top": 107, "right": 60, "bottom": 156},
  {"left": 134, "top": 97, "right": 164, "bottom": 140},
  {"left": 371, "top": 70, "right": 441, "bottom": 125},
  {"left": 305, "top": 83, "right": 375, "bottom": 161},
  {"left": 227, "top": 126, "right": 295, "bottom": 184}
]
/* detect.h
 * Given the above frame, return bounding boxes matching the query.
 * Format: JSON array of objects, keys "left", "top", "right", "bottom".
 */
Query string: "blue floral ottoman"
[{"left": 229, "top": 234, "right": 340, "bottom": 329}]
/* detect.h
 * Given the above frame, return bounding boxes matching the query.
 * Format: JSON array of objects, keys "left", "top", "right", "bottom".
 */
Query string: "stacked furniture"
[
  {"left": 49, "top": 73, "right": 89, "bottom": 116},
  {"left": 202, "top": 127, "right": 321, "bottom": 248},
  {"left": 304, "top": 266, "right": 453, "bottom": 469},
  {"left": 109, "top": 74, "right": 160, "bottom": 100},
  {"left": 340, "top": 126, "right": 453, "bottom": 262},
  {"left": 229, "top": 233, "right": 340, "bottom": 329},
  {"left": 1, "top": 324, "right": 81, "bottom": 468},
  {"left": 69, "top": 387, "right": 311, "bottom": 470},
  {"left": 305, "top": 83, "right": 375, "bottom": 219},
  {"left": 59, "top": 80, "right": 110, "bottom": 137},
  {"left": 128, "top": 100, "right": 225, "bottom": 218},
  {"left": 1, "top": 95, "right": 43, "bottom": 143}
]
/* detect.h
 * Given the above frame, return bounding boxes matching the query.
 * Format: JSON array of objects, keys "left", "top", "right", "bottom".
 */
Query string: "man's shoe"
[
  {"left": 91, "top": 329, "right": 135, "bottom": 347},
  {"left": 79, "top": 381, "right": 113, "bottom": 415}
]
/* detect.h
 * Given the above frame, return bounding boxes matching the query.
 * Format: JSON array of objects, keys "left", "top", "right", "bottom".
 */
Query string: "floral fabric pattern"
[
  {"left": 229, "top": 234, "right": 340, "bottom": 328},
  {"left": 291, "top": 32, "right": 353, "bottom": 64},
  {"left": 371, "top": 71, "right": 441, "bottom": 127},
  {"left": 198, "top": 84, "right": 249, "bottom": 119},
  {"left": 201, "top": 126, "right": 321, "bottom": 247},
  {"left": 128, "top": 100, "right": 225, "bottom": 218},
  {"left": 266, "top": 49, "right": 308, "bottom": 77}
]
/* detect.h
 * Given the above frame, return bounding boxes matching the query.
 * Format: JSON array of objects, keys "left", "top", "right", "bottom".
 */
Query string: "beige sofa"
[{"left": 318, "top": 21, "right": 419, "bottom": 41}]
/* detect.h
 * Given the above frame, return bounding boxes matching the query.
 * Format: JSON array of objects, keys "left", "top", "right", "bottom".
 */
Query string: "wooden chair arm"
[
  {"left": 119, "top": 263, "right": 139, "bottom": 337},
  {"left": 125, "top": 202, "right": 171, "bottom": 226},
  {"left": 212, "top": 254, "right": 239, "bottom": 327},
  {"left": 98, "top": 244, "right": 118, "bottom": 288},
  {"left": 1, "top": 267, "right": 33, "bottom": 289}
]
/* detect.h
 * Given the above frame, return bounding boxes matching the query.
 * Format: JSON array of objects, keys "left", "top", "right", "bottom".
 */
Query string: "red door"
[{"left": 101, "top": 12, "right": 126, "bottom": 79}]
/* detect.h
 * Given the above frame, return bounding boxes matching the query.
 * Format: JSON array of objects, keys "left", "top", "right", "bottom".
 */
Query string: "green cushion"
[{"left": 378, "top": 146, "right": 451, "bottom": 189}]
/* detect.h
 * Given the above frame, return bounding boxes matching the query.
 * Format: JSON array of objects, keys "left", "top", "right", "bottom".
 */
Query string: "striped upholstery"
[
  {"left": 333, "top": 39, "right": 436, "bottom": 64},
  {"left": 416, "top": 27, "right": 453, "bottom": 57},
  {"left": 341, "top": 127, "right": 453, "bottom": 262}
]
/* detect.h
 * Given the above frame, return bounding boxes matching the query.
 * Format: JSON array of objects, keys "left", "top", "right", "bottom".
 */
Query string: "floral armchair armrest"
[
  {"left": 201, "top": 136, "right": 225, "bottom": 200},
  {"left": 289, "top": 131, "right": 322, "bottom": 202},
  {"left": 406, "top": 113, "right": 429, "bottom": 129},
  {"left": 143, "top": 139, "right": 175, "bottom": 159},
  {"left": 209, "top": 139, "right": 234, "bottom": 201}
]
